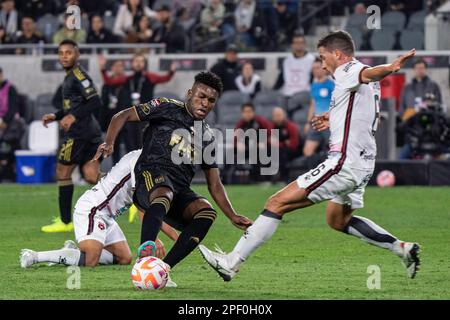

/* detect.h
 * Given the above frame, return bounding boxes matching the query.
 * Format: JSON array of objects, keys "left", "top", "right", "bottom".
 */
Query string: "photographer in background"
[{"left": 397, "top": 93, "right": 450, "bottom": 160}]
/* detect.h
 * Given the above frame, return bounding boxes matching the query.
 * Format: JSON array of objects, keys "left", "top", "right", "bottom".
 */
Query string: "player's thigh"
[
  {"left": 81, "top": 159, "right": 100, "bottom": 184},
  {"left": 133, "top": 168, "right": 174, "bottom": 211},
  {"left": 303, "top": 140, "right": 320, "bottom": 156},
  {"left": 265, "top": 181, "right": 315, "bottom": 215},
  {"left": 56, "top": 162, "right": 76, "bottom": 180},
  {"left": 78, "top": 239, "right": 104, "bottom": 266},
  {"left": 326, "top": 201, "right": 354, "bottom": 231}
]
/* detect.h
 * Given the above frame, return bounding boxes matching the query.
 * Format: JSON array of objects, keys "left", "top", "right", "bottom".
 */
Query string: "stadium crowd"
[{"left": 0, "top": 0, "right": 449, "bottom": 183}]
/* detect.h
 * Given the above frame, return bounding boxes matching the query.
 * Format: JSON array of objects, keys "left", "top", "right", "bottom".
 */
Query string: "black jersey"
[
  {"left": 57, "top": 65, "right": 102, "bottom": 140},
  {"left": 134, "top": 97, "right": 217, "bottom": 190}
]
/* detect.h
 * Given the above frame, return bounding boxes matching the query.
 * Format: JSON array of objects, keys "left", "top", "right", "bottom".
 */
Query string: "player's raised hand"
[
  {"left": 390, "top": 48, "right": 416, "bottom": 72},
  {"left": 230, "top": 214, "right": 253, "bottom": 230},
  {"left": 97, "top": 54, "right": 107, "bottom": 70},
  {"left": 42, "top": 113, "right": 56, "bottom": 128},
  {"left": 311, "top": 112, "right": 330, "bottom": 132},
  {"left": 92, "top": 142, "right": 113, "bottom": 161}
]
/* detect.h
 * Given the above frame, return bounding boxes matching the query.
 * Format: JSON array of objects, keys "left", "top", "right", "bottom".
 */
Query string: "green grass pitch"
[{"left": 1, "top": 184, "right": 449, "bottom": 299}]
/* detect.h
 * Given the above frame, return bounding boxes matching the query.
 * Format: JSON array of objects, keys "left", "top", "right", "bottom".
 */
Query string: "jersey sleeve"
[
  {"left": 133, "top": 97, "right": 170, "bottom": 121},
  {"left": 72, "top": 68, "right": 99, "bottom": 100},
  {"left": 338, "top": 61, "right": 369, "bottom": 91}
]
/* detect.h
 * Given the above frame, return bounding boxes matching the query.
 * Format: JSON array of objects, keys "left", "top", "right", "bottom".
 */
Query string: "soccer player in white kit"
[
  {"left": 199, "top": 30, "right": 421, "bottom": 281},
  {"left": 20, "top": 150, "right": 177, "bottom": 268}
]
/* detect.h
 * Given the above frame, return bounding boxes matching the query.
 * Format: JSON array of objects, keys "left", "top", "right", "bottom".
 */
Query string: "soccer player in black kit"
[
  {"left": 41, "top": 40, "right": 103, "bottom": 233},
  {"left": 94, "top": 71, "right": 252, "bottom": 277}
]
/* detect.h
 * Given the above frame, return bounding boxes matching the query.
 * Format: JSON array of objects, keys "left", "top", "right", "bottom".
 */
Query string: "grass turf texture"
[{"left": 0, "top": 184, "right": 449, "bottom": 300}]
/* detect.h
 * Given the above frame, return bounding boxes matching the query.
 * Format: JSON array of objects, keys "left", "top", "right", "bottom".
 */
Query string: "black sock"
[
  {"left": 163, "top": 209, "right": 216, "bottom": 268},
  {"left": 78, "top": 252, "right": 86, "bottom": 266},
  {"left": 140, "top": 196, "right": 171, "bottom": 244},
  {"left": 59, "top": 182, "right": 74, "bottom": 224}
]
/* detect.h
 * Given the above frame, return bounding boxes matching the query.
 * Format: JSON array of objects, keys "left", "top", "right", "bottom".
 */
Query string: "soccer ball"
[
  {"left": 376, "top": 170, "right": 395, "bottom": 187},
  {"left": 131, "top": 256, "right": 168, "bottom": 290}
]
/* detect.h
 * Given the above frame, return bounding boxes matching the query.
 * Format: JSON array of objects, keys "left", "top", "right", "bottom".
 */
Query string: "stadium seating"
[
  {"left": 400, "top": 30, "right": 424, "bottom": 50},
  {"left": 36, "top": 14, "right": 60, "bottom": 42},
  {"left": 216, "top": 91, "right": 251, "bottom": 127},
  {"left": 381, "top": 11, "right": 406, "bottom": 32},
  {"left": 253, "top": 90, "right": 284, "bottom": 112},
  {"left": 370, "top": 29, "right": 397, "bottom": 50}
]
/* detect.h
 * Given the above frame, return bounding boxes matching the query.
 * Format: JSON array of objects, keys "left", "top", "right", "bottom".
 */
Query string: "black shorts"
[
  {"left": 133, "top": 167, "right": 206, "bottom": 231},
  {"left": 58, "top": 137, "right": 101, "bottom": 165}
]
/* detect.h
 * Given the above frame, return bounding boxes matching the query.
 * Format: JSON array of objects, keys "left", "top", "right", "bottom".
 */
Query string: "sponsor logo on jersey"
[
  {"left": 81, "top": 79, "right": 91, "bottom": 88},
  {"left": 360, "top": 149, "right": 375, "bottom": 161},
  {"left": 98, "top": 222, "right": 105, "bottom": 230},
  {"left": 150, "top": 99, "right": 161, "bottom": 107},
  {"left": 343, "top": 61, "right": 357, "bottom": 73},
  {"left": 139, "top": 103, "right": 151, "bottom": 115}
]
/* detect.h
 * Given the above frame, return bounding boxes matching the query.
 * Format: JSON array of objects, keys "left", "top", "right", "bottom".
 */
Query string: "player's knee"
[
  {"left": 117, "top": 254, "right": 132, "bottom": 265},
  {"left": 84, "top": 254, "right": 100, "bottom": 267}
]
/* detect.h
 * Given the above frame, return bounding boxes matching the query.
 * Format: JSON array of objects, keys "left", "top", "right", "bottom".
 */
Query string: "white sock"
[
  {"left": 98, "top": 250, "right": 114, "bottom": 265},
  {"left": 345, "top": 215, "right": 401, "bottom": 253},
  {"left": 228, "top": 210, "right": 282, "bottom": 270},
  {"left": 37, "top": 248, "right": 81, "bottom": 266}
]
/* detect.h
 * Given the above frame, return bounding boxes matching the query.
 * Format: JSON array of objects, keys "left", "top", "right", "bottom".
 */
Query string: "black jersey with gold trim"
[
  {"left": 134, "top": 97, "right": 217, "bottom": 190},
  {"left": 60, "top": 64, "right": 102, "bottom": 140}
]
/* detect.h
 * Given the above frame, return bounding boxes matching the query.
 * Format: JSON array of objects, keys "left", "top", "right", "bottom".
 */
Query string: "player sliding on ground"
[
  {"left": 20, "top": 150, "right": 179, "bottom": 284},
  {"left": 199, "top": 30, "right": 421, "bottom": 280}
]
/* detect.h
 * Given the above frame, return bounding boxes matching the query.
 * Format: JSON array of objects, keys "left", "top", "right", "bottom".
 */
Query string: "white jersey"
[
  {"left": 329, "top": 59, "right": 380, "bottom": 170},
  {"left": 282, "top": 52, "right": 315, "bottom": 97},
  {"left": 74, "top": 149, "right": 141, "bottom": 219}
]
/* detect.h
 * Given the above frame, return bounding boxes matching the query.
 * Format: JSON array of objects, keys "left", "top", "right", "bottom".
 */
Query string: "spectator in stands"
[
  {"left": 15, "top": 0, "right": 57, "bottom": 20},
  {"left": 234, "top": 61, "right": 261, "bottom": 98},
  {"left": 98, "top": 53, "right": 176, "bottom": 154},
  {"left": 152, "top": 4, "right": 187, "bottom": 53},
  {"left": 98, "top": 59, "right": 126, "bottom": 164},
  {"left": 274, "top": 32, "right": 315, "bottom": 114},
  {"left": 0, "top": 0, "right": 19, "bottom": 37},
  {"left": 270, "top": 106, "right": 300, "bottom": 182},
  {"left": 76, "top": 0, "right": 119, "bottom": 15},
  {"left": 172, "top": 0, "right": 202, "bottom": 32},
  {"left": 200, "top": 0, "right": 226, "bottom": 39},
  {"left": 113, "top": 0, "right": 157, "bottom": 39},
  {"left": 234, "top": 0, "right": 256, "bottom": 50},
  {"left": 53, "top": 14, "right": 86, "bottom": 44},
  {"left": 273, "top": 0, "right": 298, "bottom": 48},
  {"left": 303, "top": 58, "right": 334, "bottom": 157},
  {"left": 86, "top": 14, "right": 118, "bottom": 45},
  {"left": 210, "top": 44, "right": 240, "bottom": 92},
  {"left": 0, "top": 66, "right": 24, "bottom": 181},
  {"left": 124, "top": 14, "right": 155, "bottom": 44},
  {"left": 234, "top": 102, "right": 272, "bottom": 181},
  {"left": 400, "top": 59, "right": 442, "bottom": 122},
  {"left": 0, "top": 25, "right": 14, "bottom": 53},
  {"left": 14, "top": 16, "right": 45, "bottom": 54}
]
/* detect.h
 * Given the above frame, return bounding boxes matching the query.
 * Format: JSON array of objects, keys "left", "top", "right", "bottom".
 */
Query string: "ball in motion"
[
  {"left": 131, "top": 256, "right": 168, "bottom": 290},
  {"left": 376, "top": 170, "right": 396, "bottom": 187}
]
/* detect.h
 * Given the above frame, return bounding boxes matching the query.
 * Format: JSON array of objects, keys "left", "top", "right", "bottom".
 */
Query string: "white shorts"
[
  {"left": 74, "top": 199, "right": 126, "bottom": 246},
  {"left": 296, "top": 155, "right": 373, "bottom": 209}
]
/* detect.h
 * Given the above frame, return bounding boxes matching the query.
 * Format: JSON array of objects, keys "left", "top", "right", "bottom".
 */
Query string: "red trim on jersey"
[
  {"left": 87, "top": 173, "right": 131, "bottom": 235},
  {"left": 305, "top": 92, "right": 355, "bottom": 195},
  {"left": 358, "top": 66, "right": 370, "bottom": 84}
]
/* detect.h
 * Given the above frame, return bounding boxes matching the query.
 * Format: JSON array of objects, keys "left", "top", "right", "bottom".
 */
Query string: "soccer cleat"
[
  {"left": 41, "top": 217, "right": 74, "bottom": 233},
  {"left": 398, "top": 242, "right": 421, "bottom": 279},
  {"left": 20, "top": 249, "right": 38, "bottom": 268},
  {"left": 128, "top": 204, "right": 138, "bottom": 224},
  {"left": 198, "top": 244, "right": 237, "bottom": 282},
  {"left": 137, "top": 240, "right": 157, "bottom": 258}
]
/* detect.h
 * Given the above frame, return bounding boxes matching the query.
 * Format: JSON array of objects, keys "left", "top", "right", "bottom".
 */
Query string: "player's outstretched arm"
[
  {"left": 360, "top": 49, "right": 416, "bottom": 83},
  {"left": 93, "top": 107, "right": 140, "bottom": 160},
  {"left": 204, "top": 168, "right": 253, "bottom": 230}
]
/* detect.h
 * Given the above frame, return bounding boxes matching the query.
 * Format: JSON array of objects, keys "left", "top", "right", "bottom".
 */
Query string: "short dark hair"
[
  {"left": 413, "top": 58, "right": 427, "bottom": 68},
  {"left": 291, "top": 31, "right": 305, "bottom": 42},
  {"left": 241, "top": 102, "right": 254, "bottom": 111},
  {"left": 317, "top": 30, "right": 355, "bottom": 56},
  {"left": 59, "top": 39, "right": 78, "bottom": 49},
  {"left": 194, "top": 71, "right": 223, "bottom": 96}
]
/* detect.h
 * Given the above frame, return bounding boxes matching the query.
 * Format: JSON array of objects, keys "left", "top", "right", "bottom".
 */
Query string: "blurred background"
[{"left": 0, "top": 0, "right": 449, "bottom": 186}]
